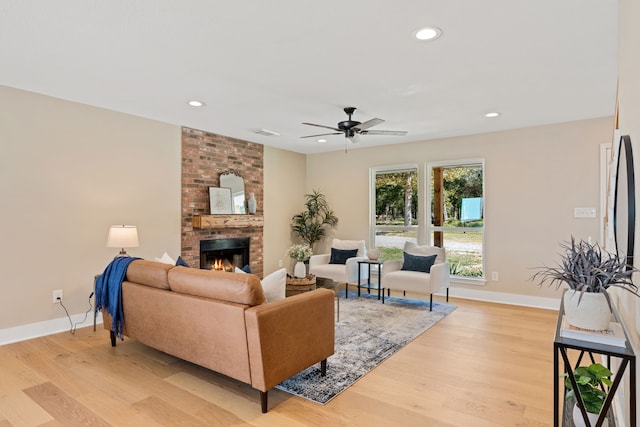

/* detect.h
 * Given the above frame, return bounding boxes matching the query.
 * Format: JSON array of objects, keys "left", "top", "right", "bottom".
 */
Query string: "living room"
[{"left": 1, "top": 0, "right": 639, "bottom": 425}]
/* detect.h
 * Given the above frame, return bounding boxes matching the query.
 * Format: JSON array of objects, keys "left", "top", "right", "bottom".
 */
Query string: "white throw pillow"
[
  {"left": 235, "top": 267, "right": 287, "bottom": 302},
  {"left": 260, "top": 268, "right": 287, "bottom": 302},
  {"left": 155, "top": 252, "right": 176, "bottom": 265}
]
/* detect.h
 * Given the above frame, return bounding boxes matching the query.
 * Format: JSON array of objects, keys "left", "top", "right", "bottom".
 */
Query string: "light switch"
[{"left": 574, "top": 207, "right": 597, "bottom": 218}]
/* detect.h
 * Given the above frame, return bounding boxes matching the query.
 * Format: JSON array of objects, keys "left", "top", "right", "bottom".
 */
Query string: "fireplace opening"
[{"left": 200, "top": 237, "right": 250, "bottom": 271}]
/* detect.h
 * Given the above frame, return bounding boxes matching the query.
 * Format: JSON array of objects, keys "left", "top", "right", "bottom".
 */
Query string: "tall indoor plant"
[
  {"left": 290, "top": 189, "right": 338, "bottom": 251},
  {"left": 531, "top": 237, "right": 639, "bottom": 330}
]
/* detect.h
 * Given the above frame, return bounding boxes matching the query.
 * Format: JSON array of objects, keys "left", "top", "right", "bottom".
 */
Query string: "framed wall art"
[{"left": 209, "top": 187, "right": 232, "bottom": 214}]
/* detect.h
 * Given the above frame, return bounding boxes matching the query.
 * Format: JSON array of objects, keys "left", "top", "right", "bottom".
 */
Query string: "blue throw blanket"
[{"left": 95, "top": 256, "right": 140, "bottom": 340}]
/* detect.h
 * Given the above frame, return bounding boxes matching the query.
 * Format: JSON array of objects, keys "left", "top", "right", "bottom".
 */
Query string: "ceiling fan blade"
[
  {"left": 300, "top": 132, "right": 342, "bottom": 139},
  {"left": 302, "top": 122, "right": 341, "bottom": 132},
  {"left": 360, "top": 130, "right": 408, "bottom": 136},
  {"left": 354, "top": 118, "right": 385, "bottom": 131}
]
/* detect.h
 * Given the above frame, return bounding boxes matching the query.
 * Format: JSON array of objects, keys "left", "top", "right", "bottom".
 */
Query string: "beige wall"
[
  {"left": 0, "top": 85, "right": 182, "bottom": 330},
  {"left": 618, "top": 0, "right": 640, "bottom": 337},
  {"left": 263, "top": 146, "right": 307, "bottom": 274},
  {"left": 306, "top": 117, "right": 613, "bottom": 302},
  {"left": 617, "top": 0, "right": 640, "bottom": 423}
]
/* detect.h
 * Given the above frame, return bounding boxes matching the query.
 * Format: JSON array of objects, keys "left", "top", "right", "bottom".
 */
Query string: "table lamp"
[{"left": 107, "top": 225, "right": 139, "bottom": 256}]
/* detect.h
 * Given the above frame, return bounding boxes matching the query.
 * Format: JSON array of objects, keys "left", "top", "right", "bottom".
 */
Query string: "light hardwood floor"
[{"left": 0, "top": 296, "right": 558, "bottom": 426}]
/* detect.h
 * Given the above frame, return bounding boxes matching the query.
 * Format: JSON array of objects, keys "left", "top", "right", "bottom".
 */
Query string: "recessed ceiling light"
[
  {"left": 317, "top": 139, "right": 327, "bottom": 143},
  {"left": 187, "top": 100, "right": 205, "bottom": 107},
  {"left": 484, "top": 112, "right": 501, "bottom": 118},
  {"left": 414, "top": 27, "right": 442, "bottom": 41}
]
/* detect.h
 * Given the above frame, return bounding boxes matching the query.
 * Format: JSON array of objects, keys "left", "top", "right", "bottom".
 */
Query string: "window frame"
[
  {"left": 426, "top": 159, "right": 486, "bottom": 285},
  {"left": 369, "top": 164, "right": 421, "bottom": 247}
]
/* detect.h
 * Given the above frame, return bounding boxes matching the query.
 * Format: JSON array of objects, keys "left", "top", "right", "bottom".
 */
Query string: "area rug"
[{"left": 275, "top": 292, "right": 456, "bottom": 404}]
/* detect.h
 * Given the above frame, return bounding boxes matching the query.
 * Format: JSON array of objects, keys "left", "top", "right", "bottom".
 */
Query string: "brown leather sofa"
[{"left": 102, "top": 260, "right": 335, "bottom": 413}]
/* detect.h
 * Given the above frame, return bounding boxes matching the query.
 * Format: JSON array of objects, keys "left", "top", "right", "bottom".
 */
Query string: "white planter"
[
  {"left": 572, "top": 403, "right": 608, "bottom": 427},
  {"left": 368, "top": 248, "right": 380, "bottom": 260},
  {"left": 563, "top": 291, "right": 611, "bottom": 331},
  {"left": 294, "top": 261, "right": 306, "bottom": 278}
]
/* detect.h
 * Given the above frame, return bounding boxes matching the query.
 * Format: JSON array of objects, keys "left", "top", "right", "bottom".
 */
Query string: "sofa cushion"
[
  {"left": 175, "top": 256, "right": 190, "bottom": 267},
  {"left": 125, "top": 260, "right": 173, "bottom": 290},
  {"left": 168, "top": 267, "right": 265, "bottom": 306},
  {"left": 260, "top": 268, "right": 287, "bottom": 302},
  {"left": 154, "top": 252, "right": 176, "bottom": 265},
  {"left": 235, "top": 267, "right": 286, "bottom": 302},
  {"left": 401, "top": 252, "right": 437, "bottom": 273},
  {"left": 329, "top": 248, "right": 358, "bottom": 265}
]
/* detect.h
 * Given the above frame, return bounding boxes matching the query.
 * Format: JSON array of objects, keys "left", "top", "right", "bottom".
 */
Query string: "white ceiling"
[{"left": 0, "top": 1, "right": 618, "bottom": 154}]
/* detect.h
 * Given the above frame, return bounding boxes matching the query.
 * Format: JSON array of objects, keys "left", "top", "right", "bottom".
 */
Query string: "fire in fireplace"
[{"left": 200, "top": 237, "right": 250, "bottom": 271}]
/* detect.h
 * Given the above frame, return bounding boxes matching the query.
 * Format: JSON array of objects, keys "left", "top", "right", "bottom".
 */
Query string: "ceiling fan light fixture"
[{"left": 414, "top": 27, "right": 442, "bottom": 41}]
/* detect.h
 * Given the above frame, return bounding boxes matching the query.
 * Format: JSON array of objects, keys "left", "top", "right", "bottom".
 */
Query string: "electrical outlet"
[
  {"left": 278, "top": 259, "right": 283, "bottom": 267},
  {"left": 491, "top": 272, "right": 499, "bottom": 281},
  {"left": 53, "top": 289, "right": 63, "bottom": 303}
]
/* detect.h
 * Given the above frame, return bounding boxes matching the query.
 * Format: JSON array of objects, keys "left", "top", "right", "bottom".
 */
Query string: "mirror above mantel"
[{"left": 220, "top": 170, "right": 245, "bottom": 214}]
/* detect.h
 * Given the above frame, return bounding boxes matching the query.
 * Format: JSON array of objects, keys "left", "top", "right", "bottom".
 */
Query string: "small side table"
[
  {"left": 285, "top": 274, "right": 316, "bottom": 297},
  {"left": 357, "top": 259, "right": 384, "bottom": 301}
]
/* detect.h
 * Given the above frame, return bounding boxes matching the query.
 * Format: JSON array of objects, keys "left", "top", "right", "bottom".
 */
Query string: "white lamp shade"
[{"left": 107, "top": 225, "right": 139, "bottom": 248}]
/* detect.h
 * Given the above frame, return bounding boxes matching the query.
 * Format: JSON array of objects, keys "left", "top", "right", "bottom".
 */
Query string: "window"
[
  {"left": 370, "top": 165, "right": 418, "bottom": 260},
  {"left": 428, "top": 160, "right": 484, "bottom": 279}
]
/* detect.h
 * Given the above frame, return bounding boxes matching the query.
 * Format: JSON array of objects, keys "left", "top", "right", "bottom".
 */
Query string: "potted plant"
[
  {"left": 287, "top": 244, "right": 313, "bottom": 278},
  {"left": 563, "top": 363, "right": 612, "bottom": 427},
  {"left": 531, "top": 237, "right": 639, "bottom": 330},
  {"left": 290, "top": 189, "right": 338, "bottom": 252}
]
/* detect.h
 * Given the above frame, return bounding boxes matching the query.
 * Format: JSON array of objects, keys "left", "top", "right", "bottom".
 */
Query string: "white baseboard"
[
  {"left": 2, "top": 288, "right": 558, "bottom": 346},
  {"left": 0, "top": 312, "right": 103, "bottom": 346},
  {"left": 441, "top": 286, "right": 560, "bottom": 311}
]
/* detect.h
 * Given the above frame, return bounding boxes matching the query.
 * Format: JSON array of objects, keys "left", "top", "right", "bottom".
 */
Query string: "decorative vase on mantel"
[
  {"left": 563, "top": 290, "right": 611, "bottom": 331},
  {"left": 247, "top": 193, "right": 257, "bottom": 215},
  {"left": 294, "top": 261, "right": 306, "bottom": 278}
]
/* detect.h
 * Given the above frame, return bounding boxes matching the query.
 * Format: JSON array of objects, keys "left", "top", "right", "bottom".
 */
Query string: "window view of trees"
[
  {"left": 374, "top": 168, "right": 418, "bottom": 260},
  {"left": 371, "top": 163, "right": 484, "bottom": 279},
  {"left": 431, "top": 163, "right": 484, "bottom": 278}
]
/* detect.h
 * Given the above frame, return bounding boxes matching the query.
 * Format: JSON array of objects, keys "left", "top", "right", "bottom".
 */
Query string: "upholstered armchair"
[
  {"left": 309, "top": 239, "right": 369, "bottom": 289},
  {"left": 381, "top": 242, "right": 450, "bottom": 311}
]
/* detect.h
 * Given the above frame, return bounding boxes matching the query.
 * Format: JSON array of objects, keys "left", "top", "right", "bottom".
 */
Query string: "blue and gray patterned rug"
[{"left": 275, "top": 291, "right": 456, "bottom": 404}]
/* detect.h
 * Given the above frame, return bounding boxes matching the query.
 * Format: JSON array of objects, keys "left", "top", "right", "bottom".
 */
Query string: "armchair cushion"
[
  {"left": 403, "top": 241, "right": 446, "bottom": 262},
  {"left": 332, "top": 239, "right": 367, "bottom": 257},
  {"left": 329, "top": 248, "right": 359, "bottom": 265},
  {"left": 401, "top": 252, "right": 437, "bottom": 273}
]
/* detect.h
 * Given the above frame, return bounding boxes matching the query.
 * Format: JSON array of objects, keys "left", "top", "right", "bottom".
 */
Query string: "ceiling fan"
[{"left": 301, "top": 107, "right": 408, "bottom": 140}]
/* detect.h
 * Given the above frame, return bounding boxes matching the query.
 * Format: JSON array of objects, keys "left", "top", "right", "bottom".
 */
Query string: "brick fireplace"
[{"left": 180, "top": 127, "right": 264, "bottom": 276}]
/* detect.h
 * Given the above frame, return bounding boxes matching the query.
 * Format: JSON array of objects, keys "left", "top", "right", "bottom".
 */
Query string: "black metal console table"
[{"left": 553, "top": 294, "right": 636, "bottom": 426}]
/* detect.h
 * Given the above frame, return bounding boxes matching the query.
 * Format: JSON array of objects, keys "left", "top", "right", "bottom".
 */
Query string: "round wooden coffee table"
[{"left": 285, "top": 274, "right": 316, "bottom": 297}]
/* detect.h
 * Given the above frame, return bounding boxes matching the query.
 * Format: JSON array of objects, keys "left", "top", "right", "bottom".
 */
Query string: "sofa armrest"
[
  {"left": 429, "top": 262, "right": 451, "bottom": 293},
  {"left": 244, "top": 288, "right": 335, "bottom": 391},
  {"left": 381, "top": 259, "right": 402, "bottom": 277},
  {"left": 309, "top": 253, "right": 331, "bottom": 267}
]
